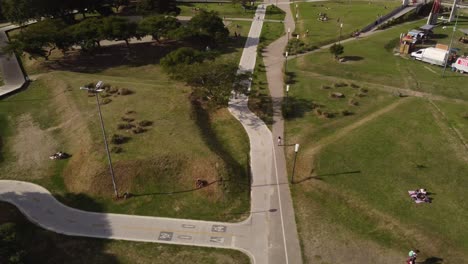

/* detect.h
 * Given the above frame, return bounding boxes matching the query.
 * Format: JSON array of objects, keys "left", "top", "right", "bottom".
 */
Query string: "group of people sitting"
[
  {"left": 317, "top": 12, "right": 329, "bottom": 21},
  {"left": 409, "top": 188, "right": 431, "bottom": 203},
  {"left": 49, "top": 151, "right": 70, "bottom": 160}
]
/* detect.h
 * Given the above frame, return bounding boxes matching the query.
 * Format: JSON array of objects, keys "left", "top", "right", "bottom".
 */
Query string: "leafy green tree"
[
  {"left": 329, "top": 43, "right": 344, "bottom": 59},
  {"left": 4, "top": 19, "right": 71, "bottom": 60},
  {"left": 68, "top": 17, "right": 104, "bottom": 52},
  {"left": 0, "top": 0, "right": 34, "bottom": 25},
  {"left": 178, "top": 60, "right": 251, "bottom": 106},
  {"left": 100, "top": 16, "right": 137, "bottom": 49},
  {"left": 160, "top": 47, "right": 206, "bottom": 70},
  {"left": 183, "top": 10, "right": 229, "bottom": 47},
  {"left": 137, "top": 15, "right": 180, "bottom": 43},
  {"left": 137, "top": 0, "right": 178, "bottom": 14}
]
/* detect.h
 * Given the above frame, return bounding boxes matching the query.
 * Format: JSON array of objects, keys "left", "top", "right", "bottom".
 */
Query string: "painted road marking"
[
  {"left": 182, "top": 224, "right": 196, "bottom": 229},
  {"left": 177, "top": 235, "right": 192, "bottom": 240},
  {"left": 158, "top": 232, "right": 173, "bottom": 241},
  {"left": 211, "top": 225, "right": 227, "bottom": 233},
  {"left": 121, "top": 225, "right": 232, "bottom": 237},
  {"left": 209, "top": 237, "right": 225, "bottom": 244}
]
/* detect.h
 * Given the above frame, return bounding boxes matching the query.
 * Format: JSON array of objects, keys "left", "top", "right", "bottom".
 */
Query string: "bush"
[
  {"left": 132, "top": 126, "right": 146, "bottom": 134},
  {"left": 321, "top": 85, "right": 331, "bottom": 90},
  {"left": 111, "top": 134, "right": 129, "bottom": 144},
  {"left": 315, "top": 108, "right": 322, "bottom": 116},
  {"left": 355, "top": 93, "right": 366, "bottom": 97},
  {"left": 359, "top": 88, "right": 368, "bottom": 93},
  {"left": 117, "top": 123, "right": 135, "bottom": 130},
  {"left": 350, "top": 83, "right": 360, "bottom": 88},
  {"left": 106, "top": 86, "right": 118, "bottom": 94},
  {"left": 322, "top": 111, "right": 335, "bottom": 118},
  {"left": 341, "top": 109, "right": 354, "bottom": 116},
  {"left": 118, "top": 88, "right": 133, "bottom": 95},
  {"left": 138, "top": 120, "right": 153, "bottom": 127},
  {"left": 349, "top": 99, "right": 359, "bottom": 106},
  {"left": 121, "top": 117, "right": 134, "bottom": 122},
  {"left": 334, "top": 82, "right": 348, "bottom": 88}
]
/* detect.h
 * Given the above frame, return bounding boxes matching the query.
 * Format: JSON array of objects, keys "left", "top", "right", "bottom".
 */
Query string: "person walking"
[
  {"left": 407, "top": 249, "right": 419, "bottom": 264},
  {"left": 277, "top": 136, "right": 282, "bottom": 146}
]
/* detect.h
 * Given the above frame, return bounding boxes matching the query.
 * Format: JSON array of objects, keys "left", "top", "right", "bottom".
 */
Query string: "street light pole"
[
  {"left": 442, "top": 7, "right": 459, "bottom": 77},
  {"left": 284, "top": 51, "right": 289, "bottom": 74},
  {"left": 339, "top": 23, "right": 343, "bottom": 44},
  {"left": 80, "top": 83, "right": 119, "bottom": 198},
  {"left": 286, "top": 84, "right": 290, "bottom": 99},
  {"left": 291, "top": 143, "right": 299, "bottom": 183}
]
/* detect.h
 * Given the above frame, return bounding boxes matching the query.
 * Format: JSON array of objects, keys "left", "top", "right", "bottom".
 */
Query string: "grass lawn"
[
  {"left": 178, "top": 2, "right": 257, "bottom": 19},
  {"left": 290, "top": 98, "right": 468, "bottom": 263},
  {"left": 265, "top": 5, "right": 286, "bottom": 21},
  {"left": 0, "top": 202, "right": 250, "bottom": 264},
  {"left": 0, "top": 20, "right": 254, "bottom": 222},
  {"left": 291, "top": 0, "right": 401, "bottom": 46},
  {"left": 291, "top": 19, "right": 468, "bottom": 100}
]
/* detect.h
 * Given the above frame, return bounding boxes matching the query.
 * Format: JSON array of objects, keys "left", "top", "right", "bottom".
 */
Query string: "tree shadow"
[
  {"left": 419, "top": 257, "right": 444, "bottom": 264},
  {"left": 431, "top": 33, "right": 448, "bottom": 39},
  {"left": 342, "top": 56, "right": 364, "bottom": 61},
  {"left": 190, "top": 100, "right": 250, "bottom": 200},
  {"left": 281, "top": 97, "right": 316, "bottom": 119},
  {"left": 294, "top": 170, "right": 361, "bottom": 184},
  {"left": 0, "top": 191, "right": 117, "bottom": 263}
]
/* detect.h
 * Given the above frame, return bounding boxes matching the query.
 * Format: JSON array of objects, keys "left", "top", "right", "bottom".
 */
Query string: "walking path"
[
  {"left": 0, "top": 25, "right": 26, "bottom": 97},
  {"left": 0, "top": 5, "right": 302, "bottom": 264}
]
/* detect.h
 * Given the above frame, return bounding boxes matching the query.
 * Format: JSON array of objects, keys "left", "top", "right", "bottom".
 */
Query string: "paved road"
[
  {"left": 0, "top": 25, "right": 26, "bottom": 97},
  {"left": 0, "top": 5, "right": 302, "bottom": 264}
]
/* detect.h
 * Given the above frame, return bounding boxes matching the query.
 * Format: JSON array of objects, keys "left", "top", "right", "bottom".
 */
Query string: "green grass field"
[
  {"left": 291, "top": 0, "right": 401, "bottom": 46},
  {"left": 0, "top": 202, "right": 250, "bottom": 264},
  {"left": 285, "top": 10, "right": 468, "bottom": 263},
  {"left": 178, "top": 2, "right": 257, "bottom": 18},
  {"left": 291, "top": 19, "right": 468, "bottom": 100},
  {"left": 265, "top": 5, "right": 286, "bottom": 21}
]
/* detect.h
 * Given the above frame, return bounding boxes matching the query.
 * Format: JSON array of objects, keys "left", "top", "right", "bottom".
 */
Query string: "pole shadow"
[{"left": 293, "top": 170, "right": 361, "bottom": 184}]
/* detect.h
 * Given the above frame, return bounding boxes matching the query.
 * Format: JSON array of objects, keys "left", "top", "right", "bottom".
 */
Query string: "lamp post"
[
  {"left": 80, "top": 82, "right": 119, "bottom": 199},
  {"left": 442, "top": 7, "right": 459, "bottom": 77},
  {"left": 339, "top": 23, "right": 343, "bottom": 44},
  {"left": 291, "top": 143, "right": 299, "bottom": 183},
  {"left": 284, "top": 51, "right": 289, "bottom": 74},
  {"left": 287, "top": 28, "right": 291, "bottom": 42},
  {"left": 286, "top": 84, "right": 290, "bottom": 99}
]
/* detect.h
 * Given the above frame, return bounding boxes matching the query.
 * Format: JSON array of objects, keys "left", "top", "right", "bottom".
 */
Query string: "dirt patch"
[{"left": 9, "top": 114, "right": 58, "bottom": 179}]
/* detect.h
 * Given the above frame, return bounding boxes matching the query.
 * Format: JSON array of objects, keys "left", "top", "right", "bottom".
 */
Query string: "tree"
[
  {"left": 0, "top": 0, "right": 34, "bottom": 25},
  {"left": 100, "top": 16, "right": 137, "bottom": 49},
  {"left": 178, "top": 60, "right": 251, "bottom": 106},
  {"left": 4, "top": 19, "right": 71, "bottom": 60},
  {"left": 184, "top": 10, "right": 229, "bottom": 47},
  {"left": 329, "top": 43, "right": 344, "bottom": 59},
  {"left": 137, "top": 0, "right": 178, "bottom": 14},
  {"left": 137, "top": 15, "right": 180, "bottom": 43},
  {"left": 160, "top": 47, "right": 206, "bottom": 71},
  {"left": 0, "top": 223, "right": 25, "bottom": 263},
  {"left": 68, "top": 17, "right": 104, "bottom": 52}
]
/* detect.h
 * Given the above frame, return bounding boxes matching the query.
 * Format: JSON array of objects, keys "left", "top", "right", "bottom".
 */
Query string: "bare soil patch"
[{"left": 9, "top": 114, "right": 57, "bottom": 179}]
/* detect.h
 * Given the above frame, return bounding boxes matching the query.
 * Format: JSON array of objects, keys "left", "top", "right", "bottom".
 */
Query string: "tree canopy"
[
  {"left": 137, "top": 15, "right": 180, "bottom": 43},
  {"left": 100, "top": 16, "right": 137, "bottom": 48},
  {"left": 181, "top": 10, "right": 229, "bottom": 47},
  {"left": 329, "top": 43, "right": 344, "bottom": 59},
  {"left": 137, "top": 0, "right": 178, "bottom": 15},
  {"left": 68, "top": 17, "right": 105, "bottom": 52}
]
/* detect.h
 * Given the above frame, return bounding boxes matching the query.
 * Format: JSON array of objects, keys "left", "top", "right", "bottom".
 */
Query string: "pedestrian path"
[
  {"left": 0, "top": 5, "right": 302, "bottom": 264},
  {"left": 0, "top": 24, "right": 26, "bottom": 97}
]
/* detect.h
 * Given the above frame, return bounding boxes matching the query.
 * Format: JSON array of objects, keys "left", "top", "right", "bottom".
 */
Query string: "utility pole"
[
  {"left": 291, "top": 144, "right": 299, "bottom": 183},
  {"left": 80, "top": 82, "right": 119, "bottom": 198},
  {"left": 442, "top": 7, "right": 459, "bottom": 77}
]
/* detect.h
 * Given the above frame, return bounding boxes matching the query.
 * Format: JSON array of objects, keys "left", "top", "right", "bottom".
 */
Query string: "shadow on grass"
[
  {"left": 342, "top": 56, "right": 364, "bottom": 61},
  {"left": 41, "top": 36, "right": 247, "bottom": 74},
  {"left": 281, "top": 97, "right": 316, "bottom": 119},
  {"left": 419, "top": 257, "right": 444, "bottom": 264},
  {"left": 293, "top": 170, "right": 362, "bottom": 184},
  {"left": 132, "top": 180, "right": 221, "bottom": 197},
  {"left": 191, "top": 100, "right": 250, "bottom": 199},
  {"left": 0, "top": 192, "right": 116, "bottom": 263}
]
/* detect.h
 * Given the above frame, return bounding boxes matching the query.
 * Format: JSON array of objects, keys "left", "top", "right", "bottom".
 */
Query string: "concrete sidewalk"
[{"left": 0, "top": 24, "right": 26, "bottom": 97}]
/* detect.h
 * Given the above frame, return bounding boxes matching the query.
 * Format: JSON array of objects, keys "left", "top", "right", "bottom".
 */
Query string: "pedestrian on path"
[{"left": 277, "top": 136, "right": 282, "bottom": 146}]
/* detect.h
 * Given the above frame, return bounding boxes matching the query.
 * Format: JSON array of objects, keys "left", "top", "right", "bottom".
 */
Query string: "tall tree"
[
  {"left": 100, "top": 16, "right": 137, "bottom": 48},
  {"left": 329, "top": 43, "right": 344, "bottom": 60},
  {"left": 184, "top": 10, "right": 229, "bottom": 47},
  {"left": 137, "top": 0, "right": 178, "bottom": 14},
  {"left": 4, "top": 19, "right": 71, "bottom": 60},
  {"left": 137, "top": 15, "right": 180, "bottom": 43},
  {"left": 68, "top": 17, "right": 104, "bottom": 52}
]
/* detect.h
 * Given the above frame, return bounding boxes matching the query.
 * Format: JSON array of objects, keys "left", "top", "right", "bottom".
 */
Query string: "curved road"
[
  {"left": 0, "top": 4, "right": 302, "bottom": 264},
  {"left": 0, "top": 24, "right": 26, "bottom": 97}
]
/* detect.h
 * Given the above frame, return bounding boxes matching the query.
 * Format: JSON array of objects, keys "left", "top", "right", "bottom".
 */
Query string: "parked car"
[{"left": 451, "top": 57, "right": 468, "bottom": 74}]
